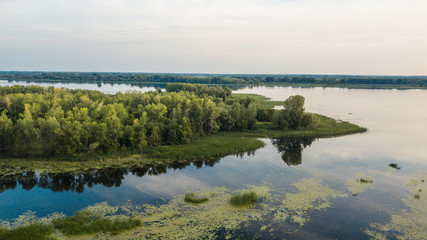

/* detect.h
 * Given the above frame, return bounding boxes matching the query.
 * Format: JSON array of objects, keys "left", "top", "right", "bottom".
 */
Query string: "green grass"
[
  {"left": 231, "top": 114, "right": 367, "bottom": 139},
  {"left": 146, "top": 134, "right": 265, "bottom": 161},
  {"left": 53, "top": 210, "right": 141, "bottom": 236},
  {"left": 230, "top": 191, "right": 258, "bottom": 206},
  {"left": 0, "top": 223, "right": 55, "bottom": 240},
  {"left": 184, "top": 192, "right": 209, "bottom": 204}
]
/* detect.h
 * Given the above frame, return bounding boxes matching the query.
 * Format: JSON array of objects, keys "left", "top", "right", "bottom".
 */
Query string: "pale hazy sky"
[{"left": 1, "top": 0, "right": 426, "bottom": 75}]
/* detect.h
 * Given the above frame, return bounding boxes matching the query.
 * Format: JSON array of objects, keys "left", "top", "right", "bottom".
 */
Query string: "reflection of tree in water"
[
  {"left": 272, "top": 138, "right": 315, "bottom": 166},
  {"left": 0, "top": 155, "right": 230, "bottom": 194}
]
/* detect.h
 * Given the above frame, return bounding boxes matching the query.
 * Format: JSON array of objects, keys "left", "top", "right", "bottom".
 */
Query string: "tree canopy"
[
  {"left": 0, "top": 84, "right": 259, "bottom": 157},
  {"left": 271, "top": 95, "right": 318, "bottom": 130}
]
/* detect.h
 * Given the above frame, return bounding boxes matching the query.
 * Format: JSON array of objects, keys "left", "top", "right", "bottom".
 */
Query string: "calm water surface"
[
  {"left": 0, "top": 80, "right": 162, "bottom": 94},
  {"left": 1, "top": 84, "right": 427, "bottom": 239}
]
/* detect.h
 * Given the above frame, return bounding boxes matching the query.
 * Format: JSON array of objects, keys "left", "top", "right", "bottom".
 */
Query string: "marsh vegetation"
[
  {"left": 184, "top": 192, "right": 209, "bottom": 204},
  {"left": 230, "top": 191, "right": 258, "bottom": 206}
]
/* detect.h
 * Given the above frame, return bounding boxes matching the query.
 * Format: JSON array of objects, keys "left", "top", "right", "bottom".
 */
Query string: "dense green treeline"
[
  {"left": 1, "top": 71, "right": 427, "bottom": 87},
  {"left": 0, "top": 84, "right": 261, "bottom": 157},
  {"left": 0, "top": 72, "right": 246, "bottom": 85},
  {"left": 166, "top": 83, "right": 232, "bottom": 100}
]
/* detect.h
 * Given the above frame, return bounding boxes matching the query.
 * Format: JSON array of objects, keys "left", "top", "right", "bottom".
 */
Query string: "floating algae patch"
[
  {"left": 0, "top": 211, "right": 65, "bottom": 230},
  {"left": 110, "top": 186, "right": 274, "bottom": 240},
  {"left": 364, "top": 172, "right": 427, "bottom": 240},
  {"left": 345, "top": 173, "right": 374, "bottom": 196},
  {"left": 1, "top": 180, "right": 350, "bottom": 239},
  {"left": 275, "top": 178, "right": 346, "bottom": 228}
]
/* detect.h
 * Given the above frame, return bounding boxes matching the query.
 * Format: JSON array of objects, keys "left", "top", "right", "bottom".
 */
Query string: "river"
[{"left": 1, "top": 82, "right": 426, "bottom": 239}]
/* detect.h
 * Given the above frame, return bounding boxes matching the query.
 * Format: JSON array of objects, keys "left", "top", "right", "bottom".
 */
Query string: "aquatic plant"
[
  {"left": 53, "top": 210, "right": 141, "bottom": 236},
  {"left": 184, "top": 192, "right": 209, "bottom": 204},
  {"left": 0, "top": 223, "right": 54, "bottom": 240},
  {"left": 345, "top": 174, "right": 375, "bottom": 196},
  {"left": 230, "top": 191, "right": 258, "bottom": 206},
  {"left": 358, "top": 178, "right": 373, "bottom": 183}
]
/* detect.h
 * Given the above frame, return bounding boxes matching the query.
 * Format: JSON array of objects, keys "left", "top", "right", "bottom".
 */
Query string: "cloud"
[{"left": 0, "top": 0, "right": 426, "bottom": 74}]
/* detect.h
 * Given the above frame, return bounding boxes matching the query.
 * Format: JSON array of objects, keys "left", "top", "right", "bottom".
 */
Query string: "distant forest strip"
[{"left": 1, "top": 71, "right": 427, "bottom": 87}]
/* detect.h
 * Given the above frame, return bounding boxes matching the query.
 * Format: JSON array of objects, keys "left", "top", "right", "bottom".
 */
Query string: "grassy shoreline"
[
  {"left": 0, "top": 114, "right": 366, "bottom": 178},
  {"left": 0, "top": 93, "right": 366, "bottom": 176}
]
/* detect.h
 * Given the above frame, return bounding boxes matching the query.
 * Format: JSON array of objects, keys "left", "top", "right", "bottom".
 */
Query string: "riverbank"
[{"left": 0, "top": 113, "right": 366, "bottom": 179}]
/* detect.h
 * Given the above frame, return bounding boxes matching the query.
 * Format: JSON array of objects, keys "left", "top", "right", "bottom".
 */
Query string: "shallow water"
[{"left": 1, "top": 84, "right": 427, "bottom": 239}]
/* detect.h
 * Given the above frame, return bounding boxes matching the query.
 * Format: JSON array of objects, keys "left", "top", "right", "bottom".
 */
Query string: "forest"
[
  {"left": 1, "top": 71, "right": 427, "bottom": 87},
  {"left": 0, "top": 84, "right": 316, "bottom": 158}
]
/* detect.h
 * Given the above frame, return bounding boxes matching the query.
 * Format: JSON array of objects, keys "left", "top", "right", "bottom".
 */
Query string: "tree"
[
  {"left": 272, "top": 95, "right": 316, "bottom": 130},
  {"left": 283, "top": 95, "right": 305, "bottom": 130},
  {"left": 11, "top": 104, "right": 37, "bottom": 157},
  {"left": 0, "top": 111, "right": 13, "bottom": 152},
  {"left": 37, "top": 117, "right": 60, "bottom": 156}
]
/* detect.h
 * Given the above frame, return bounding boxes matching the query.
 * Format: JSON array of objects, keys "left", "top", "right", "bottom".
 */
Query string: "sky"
[{"left": 0, "top": 0, "right": 426, "bottom": 75}]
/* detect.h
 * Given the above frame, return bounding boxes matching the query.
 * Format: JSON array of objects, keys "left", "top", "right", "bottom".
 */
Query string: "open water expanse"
[{"left": 1, "top": 81, "right": 427, "bottom": 239}]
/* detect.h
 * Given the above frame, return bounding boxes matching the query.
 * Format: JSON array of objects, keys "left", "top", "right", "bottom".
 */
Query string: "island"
[{"left": 0, "top": 83, "right": 366, "bottom": 239}]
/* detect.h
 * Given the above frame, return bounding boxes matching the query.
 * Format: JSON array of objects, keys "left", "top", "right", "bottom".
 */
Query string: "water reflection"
[
  {"left": 0, "top": 149, "right": 267, "bottom": 194},
  {"left": 272, "top": 138, "right": 315, "bottom": 166},
  {"left": 0, "top": 80, "right": 166, "bottom": 94},
  {"left": 0, "top": 158, "right": 225, "bottom": 194}
]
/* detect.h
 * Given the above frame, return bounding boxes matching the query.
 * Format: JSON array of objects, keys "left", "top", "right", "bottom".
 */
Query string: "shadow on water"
[
  {"left": 272, "top": 138, "right": 315, "bottom": 166},
  {"left": 0, "top": 140, "right": 299, "bottom": 194}
]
